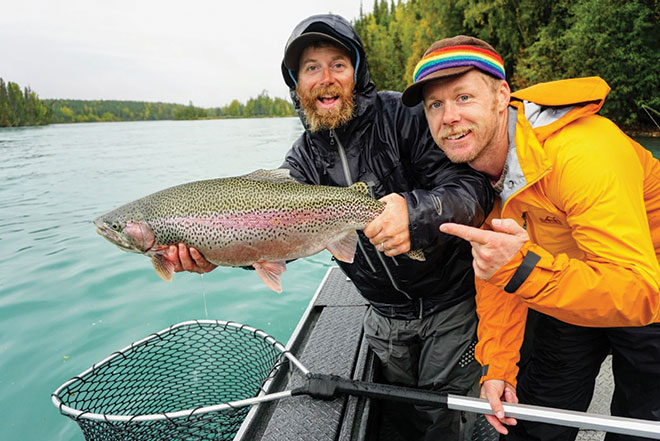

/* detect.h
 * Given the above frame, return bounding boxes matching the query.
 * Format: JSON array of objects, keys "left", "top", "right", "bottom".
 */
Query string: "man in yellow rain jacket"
[{"left": 402, "top": 35, "right": 660, "bottom": 440}]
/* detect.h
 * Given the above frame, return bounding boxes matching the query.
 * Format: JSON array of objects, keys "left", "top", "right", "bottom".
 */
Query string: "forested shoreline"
[
  {"left": 354, "top": 0, "right": 659, "bottom": 133},
  {"left": 0, "top": 83, "right": 296, "bottom": 127},
  {"left": 1, "top": 0, "right": 658, "bottom": 132}
]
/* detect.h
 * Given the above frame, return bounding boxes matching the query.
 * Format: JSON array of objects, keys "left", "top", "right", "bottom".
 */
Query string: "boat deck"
[{"left": 235, "top": 266, "right": 614, "bottom": 441}]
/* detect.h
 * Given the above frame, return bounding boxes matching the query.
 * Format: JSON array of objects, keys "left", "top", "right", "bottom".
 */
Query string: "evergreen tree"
[
  {"left": 353, "top": 0, "right": 659, "bottom": 131},
  {"left": 0, "top": 79, "right": 10, "bottom": 127}
]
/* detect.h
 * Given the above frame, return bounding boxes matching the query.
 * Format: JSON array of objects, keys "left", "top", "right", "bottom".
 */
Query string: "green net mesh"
[{"left": 53, "top": 321, "right": 285, "bottom": 441}]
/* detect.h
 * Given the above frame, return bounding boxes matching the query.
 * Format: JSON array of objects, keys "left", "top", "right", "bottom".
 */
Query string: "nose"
[
  {"left": 319, "top": 66, "right": 335, "bottom": 86},
  {"left": 442, "top": 102, "right": 460, "bottom": 125}
]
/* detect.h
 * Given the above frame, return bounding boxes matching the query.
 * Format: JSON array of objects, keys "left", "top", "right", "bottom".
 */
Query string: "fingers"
[
  {"left": 363, "top": 193, "right": 411, "bottom": 256},
  {"left": 363, "top": 219, "right": 382, "bottom": 240},
  {"left": 442, "top": 219, "right": 530, "bottom": 280},
  {"left": 166, "top": 244, "right": 216, "bottom": 274},
  {"left": 481, "top": 380, "right": 517, "bottom": 435},
  {"left": 485, "top": 414, "right": 509, "bottom": 435},
  {"left": 374, "top": 237, "right": 410, "bottom": 256},
  {"left": 189, "top": 247, "right": 217, "bottom": 273},
  {"left": 491, "top": 218, "right": 526, "bottom": 236},
  {"left": 166, "top": 245, "right": 184, "bottom": 272},
  {"left": 504, "top": 385, "right": 519, "bottom": 404},
  {"left": 177, "top": 243, "right": 196, "bottom": 272},
  {"left": 440, "top": 222, "right": 490, "bottom": 244},
  {"left": 484, "top": 384, "right": 506, "bottom": 420}
]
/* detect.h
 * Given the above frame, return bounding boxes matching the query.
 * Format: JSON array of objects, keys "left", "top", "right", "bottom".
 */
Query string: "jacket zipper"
[{"left": 330, "top": 129, "right": 414, "bottom": 304}]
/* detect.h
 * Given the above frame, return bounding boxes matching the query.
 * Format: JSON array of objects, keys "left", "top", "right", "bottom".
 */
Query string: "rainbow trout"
[{"left": 94, "top": 169, "right": 423, "bottom": 292}]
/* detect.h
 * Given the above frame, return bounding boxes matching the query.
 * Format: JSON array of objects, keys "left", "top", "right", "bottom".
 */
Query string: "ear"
[{"left": 496, "top": 80, "right": 511, "bottom": 112}]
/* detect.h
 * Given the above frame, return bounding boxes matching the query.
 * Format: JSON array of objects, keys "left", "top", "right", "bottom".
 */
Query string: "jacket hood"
[
  {"left": 280, "top": 14, "right": 377, "bottom": 129},
  {"left": 510, "top": 76, "right": 610, "bottom": 142}
]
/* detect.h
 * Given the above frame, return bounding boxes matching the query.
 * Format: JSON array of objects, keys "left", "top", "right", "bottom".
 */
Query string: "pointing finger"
[
  {"left": 491, "top": 218, "right": 526, "bottom": 235},
  {"left": 439, "top": 223, "right": 491, "bottom": 244}
]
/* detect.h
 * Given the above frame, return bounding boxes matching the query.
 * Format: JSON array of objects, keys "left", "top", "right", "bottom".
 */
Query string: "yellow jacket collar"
[
  {"left": 510, "top": 76, "right": 610, "bottom": 142},
  {"left": 500, "top": 77, "right": 610, "bottom": 206}
]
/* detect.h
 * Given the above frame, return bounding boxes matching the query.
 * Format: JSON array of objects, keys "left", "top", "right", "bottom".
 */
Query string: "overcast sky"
[{"left": 1, "top": 0, "right": 370, "bottom": 108}]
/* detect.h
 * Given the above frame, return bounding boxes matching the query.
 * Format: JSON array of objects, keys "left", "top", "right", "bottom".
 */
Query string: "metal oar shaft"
[{"left": 447, "top": 395, "right": 660, "bottom": 439}]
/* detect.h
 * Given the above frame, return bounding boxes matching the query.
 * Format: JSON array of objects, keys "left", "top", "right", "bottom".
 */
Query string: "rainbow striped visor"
[{"left": 412, "top": 45, "right": 506, "bottom": 84}]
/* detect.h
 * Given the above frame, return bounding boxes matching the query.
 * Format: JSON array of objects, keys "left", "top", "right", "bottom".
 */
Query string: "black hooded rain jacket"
[{"left": 280, "top": 14, "right": 494, "bottom": 320}]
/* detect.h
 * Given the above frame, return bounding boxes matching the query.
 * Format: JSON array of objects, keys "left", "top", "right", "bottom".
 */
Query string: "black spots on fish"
[{"left": 113, "top": 176, "right": 387, "bottom": 260}]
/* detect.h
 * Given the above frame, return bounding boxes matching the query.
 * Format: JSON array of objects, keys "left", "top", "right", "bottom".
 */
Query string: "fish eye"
[{"left": 110, "top": 222, "right": 121, "bottom": 231}]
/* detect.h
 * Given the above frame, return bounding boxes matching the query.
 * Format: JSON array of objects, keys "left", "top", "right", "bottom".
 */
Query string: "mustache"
[
  {"left": 295, "top": 83, "right": 355, "bottom": 132},
  {"left": 310, "top": 85, "right": 343, "bottom": 99},
  {"left": 440, "top": 127, "right": 473, "bottom": 138}
]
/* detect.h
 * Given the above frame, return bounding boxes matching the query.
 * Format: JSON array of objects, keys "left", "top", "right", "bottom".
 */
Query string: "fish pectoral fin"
[
  {"left": 253, "top": 260, "right": 287, "bottom": 293},
  {"left": 405, "top": 249, "right": 426, "bottom": 262},
  {"left": 327, "top": 231, "right": 358, "bottom": 264},
  {"left": 151, "top": 254, "right": 175, "bottom": 282}
]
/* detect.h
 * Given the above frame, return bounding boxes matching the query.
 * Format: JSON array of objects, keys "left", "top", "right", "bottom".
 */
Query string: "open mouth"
[
  {"left": 444, "top": 130, "right": 471, "bottom": 141},
  {"left": 317, "top": 95, "right": 340, "bottom": 108}
]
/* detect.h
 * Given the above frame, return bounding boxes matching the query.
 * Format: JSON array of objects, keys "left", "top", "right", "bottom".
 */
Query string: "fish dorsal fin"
[
  {"left": 348, "top": 182, "right": 369, "bottom": 195},
  {"left": 240, "top": 168, "right": 299, "bottom": 184}
]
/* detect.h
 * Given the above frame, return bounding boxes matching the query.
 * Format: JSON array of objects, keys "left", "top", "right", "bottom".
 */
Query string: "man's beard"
[{"left": 296, "top": 84, "right": 355, "bottom": 132}]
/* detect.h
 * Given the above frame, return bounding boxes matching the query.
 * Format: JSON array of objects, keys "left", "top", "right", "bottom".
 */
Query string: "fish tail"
[{"left": 405, "top": 249, "right": 426, "bottom": 261}]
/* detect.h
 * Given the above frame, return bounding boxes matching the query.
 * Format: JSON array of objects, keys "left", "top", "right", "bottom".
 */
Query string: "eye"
[
  {"left": 110, "top": 222, "right": 122, "bottom": 231},
  {"left": 458, "top": 95, "right": 470, "bottom": 102},
  {"left": 429, "top": 101, "right": 442, "bottom": 110}
]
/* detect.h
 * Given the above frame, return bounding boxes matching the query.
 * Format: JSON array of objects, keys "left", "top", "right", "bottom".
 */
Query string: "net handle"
[
  {"left": 51, "top": 320, "right": 309, "bottom": 422},
  {"left": 303, "top": 374, "right": 660, "bottom": 440}
]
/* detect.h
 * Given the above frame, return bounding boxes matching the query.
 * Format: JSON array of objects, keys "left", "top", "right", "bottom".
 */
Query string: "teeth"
[{"left": 446, "top": 132, "right": 468, "bottom": 140}]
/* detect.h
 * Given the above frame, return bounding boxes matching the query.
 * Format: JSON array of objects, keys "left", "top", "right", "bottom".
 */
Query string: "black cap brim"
[{"left": 283, "top": 32, "right": 351, "bottom": 71}]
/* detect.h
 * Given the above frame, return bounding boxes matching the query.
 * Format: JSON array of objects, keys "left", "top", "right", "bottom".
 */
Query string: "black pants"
[
  {"left": 504, "top": 311, "right": 660, "bottom": 441},
  {"left": 364, "top": 298, "right": 481, "bottom": 441}
]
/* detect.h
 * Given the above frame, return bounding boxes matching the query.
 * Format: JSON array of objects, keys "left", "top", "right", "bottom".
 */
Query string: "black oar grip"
[{"left": 302, "top": 373, "right": 448, "bottom": 407}]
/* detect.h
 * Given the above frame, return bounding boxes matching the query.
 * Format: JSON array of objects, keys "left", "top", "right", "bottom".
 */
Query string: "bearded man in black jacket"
[{"left": 166, "top": 14, "right": 494, "bottom": 441}]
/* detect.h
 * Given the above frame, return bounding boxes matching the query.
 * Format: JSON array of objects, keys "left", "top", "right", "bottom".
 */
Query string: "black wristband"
[{"left": 504, "top": 251, "right": 541, "bottom": 293}]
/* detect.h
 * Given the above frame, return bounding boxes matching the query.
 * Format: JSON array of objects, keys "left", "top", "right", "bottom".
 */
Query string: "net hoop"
[{"left": 51, "top": 319, "right": 308, "bottom": 423}]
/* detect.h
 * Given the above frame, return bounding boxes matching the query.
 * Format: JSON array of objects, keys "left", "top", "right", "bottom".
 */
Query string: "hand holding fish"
[
  {"left": 439, "top": 219, "right": 529, "bottom": 279},
  {"left": 166, "top": 244, "right": 217, "bottom": 274},
  {"left": 364, "top": 193, "right": 411, "bottom": 257}
]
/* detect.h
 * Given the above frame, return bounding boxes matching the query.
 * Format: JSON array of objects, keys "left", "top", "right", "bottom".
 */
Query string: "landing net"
[{"left": 52, "top": 320, "right": 288, "bottom": 441}]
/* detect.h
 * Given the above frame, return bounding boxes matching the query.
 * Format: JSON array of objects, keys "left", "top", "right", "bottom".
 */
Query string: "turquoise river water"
[{"left": 0, "top": 118, "right": 658, "bottom": 441}]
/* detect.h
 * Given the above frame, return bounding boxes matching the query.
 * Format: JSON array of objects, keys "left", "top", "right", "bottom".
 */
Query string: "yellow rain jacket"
[{"left": 476, "top": 76, "right": 660, "bottom": 386}]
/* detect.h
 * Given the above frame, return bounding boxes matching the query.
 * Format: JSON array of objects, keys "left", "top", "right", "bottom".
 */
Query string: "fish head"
[{"left": 93, "top": 209, "right": 155, "bottom": 254}]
